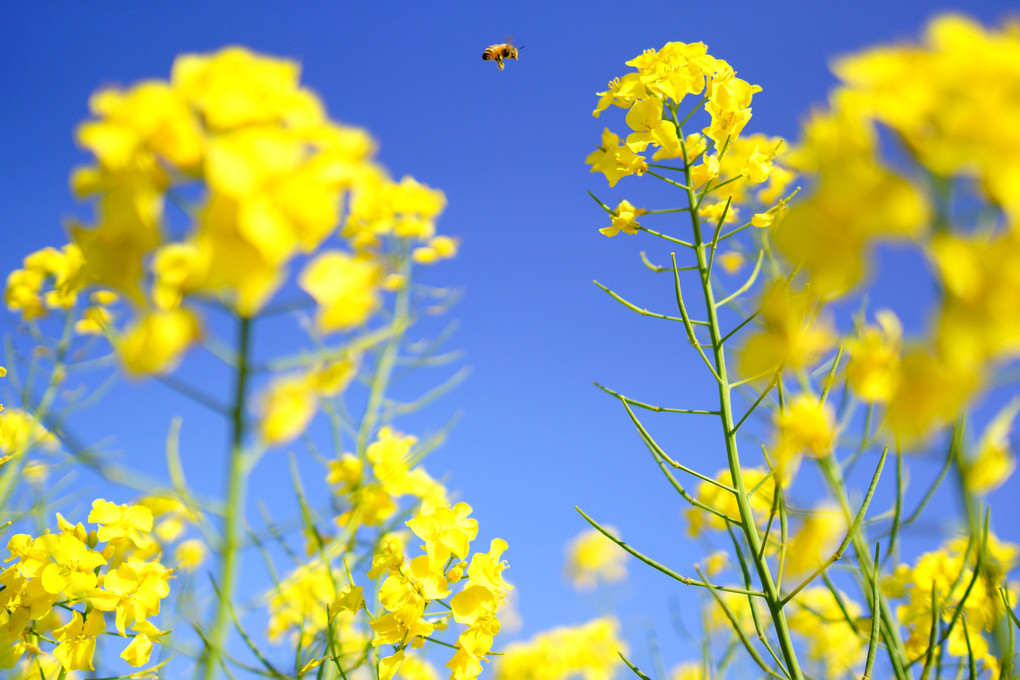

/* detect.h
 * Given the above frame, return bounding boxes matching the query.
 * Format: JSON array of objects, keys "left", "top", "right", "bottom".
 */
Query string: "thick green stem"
[
  {"left": 201, "top": 315, "right": 252, "bottom": 680},
  {"left": 678, "top": 140, "right": 805, "bottom": 680}
]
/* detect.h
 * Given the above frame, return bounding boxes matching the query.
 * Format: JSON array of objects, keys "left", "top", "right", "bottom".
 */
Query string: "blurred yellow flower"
[
  {"left": 834, "top": 14, "right": 1020, "bottom": 217},
  {"left": 787, "top": 587, "right": 865, "bottom": 678},
  {"left": 963, "top": 398, "right": 1019, "bottom": 494},
  {"left": 738, "top": 279, "right": 836, "bottom": 380},
  {"left": 845, "top": 309, "right": 902, "bottom": 403},
  {"left": 882, "top": 348, "right": 980, "bottom": 447},
  {"left": 299, "top": 250, "right": 384, "bottom": 334},
  {"left": 774, "top": 394, "right": 837, "bottom": 470},
  {"left": 776, "top": 92, "right": 930, "bottom": 298},
  {"left": 259, "top": 373, "right": 318, "bottom": 445},
  {"left": 717, "top": 250, "right": 745, "bottom": 274},
  {"left": 784, "top": 503, "right": 845, "bottom": 577},
  {"left": 564, "top": 527, "right": 627, "bottom": 589},
  {"left": 117, "top": 308, "right": 201, "bottom": 376},
  {"left": 494, "top": 617, "right": 625, "bottom": 680},
  {"left": 174, "top": 538, "right": 208, "bottom": 573}
]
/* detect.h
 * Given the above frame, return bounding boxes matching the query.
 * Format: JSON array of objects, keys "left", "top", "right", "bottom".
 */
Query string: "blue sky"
[{"left": 4, "top": 1, "right": 1020, "bottom": 676}]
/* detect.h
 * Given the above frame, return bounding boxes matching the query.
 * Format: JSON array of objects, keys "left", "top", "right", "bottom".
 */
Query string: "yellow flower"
[
  {"left": 774, "top": 394, "right": 838, "bottom": 469},
  {"left": 412, "top": 235, "right": 459, "bottom": 264},
  {"left": 78, "top": 80, "right": 203, "bottom": 172},
  {"left": 467, "top": 538, "right": 512, "bottom": 595},
  {"left": 689, "top": 154, "right": 720, "bottom": 189},
  {"left": 738, "top": 280, "right": 836, "bottom": 379},
  {"left": 671, "top": 662, "right": 705, "bottom": 680},
  {"left": 931, "top": 229, "right": 1020, "bottom": 370},
  {"left": 686, "top": 467, "right": 776, "bottom": 537},
  {"left": 0, "top": 409, "right": 57, "bottom": 456},
  {"left": 586, "top": 128, "right": 648, "bottom": 187},
  {"left": 53, "top": 611, "right": 105, "bottom": 672},
  {"left": 845, "top": 309, "right": 902, "bottom": 403},
  {"left": 406, "top": 503, "right": 478, "bottom": 568},
  {"left": 258, "top": 372, "right": 318, "bottom": 445},
  {"left": 394, "top": 653, "right": 442, "bottom": 680},
  {"left": 784, "top": 503, "right": 845, "bottom": 577},
  {"left": 380, "top": 650, "right": 407, "bottom": 680},
  {"left": 834, "top": 14, "right": 1020, "bottom": 216},
  {"left": 564, "top": 528, "right": 627, "bottom": 589},
  {"left": 599, "top": 200, "right": 644, "bottom": 237},
  {"left": 117, "top": 308, "right": 201, "bottom": 376},
  {"left": 592, "top": 73, "right": 645, "bottom": 117},
  {"left": 777, "top": 92, "right": 930, "bottom": 298},
  {"left": 963, "top": 398, "right": 1019, "bottom": 494},
  {"left": 120, "top": 633, "right": 153, "bottom": 667},
  {"left": 742, "top": 144, "right": 777, "bottom": 183},
  {"left": 787, "top": 587, "right": 865, "bottom": 678},
  {"left": 88, "top": 499, "right": 155, "bottom": 549},
  {"left": 174, "top": 539, "right": 208, "bottom": 572},
  {"left": 494, "top": 617, "right": 626, "bottom": 680},
  {"left": 299, "top": 250, "right": 384, "bottom": 333},
  {"left": 717, "top": 251, "right": 745, "bottom": 274},
  {"left": 172, "top": 46, "right": 320, "bottom": 132},
  {"left": 882, "top": 348, "right": 980, "bottom": 446}
]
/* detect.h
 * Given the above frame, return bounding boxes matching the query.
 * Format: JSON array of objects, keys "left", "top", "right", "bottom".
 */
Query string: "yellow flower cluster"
[
  {"left": 267, "top": 427, "right": 511, "bottom": 680},
  {"left": 885, "top": 534, "right": 1019, "bottom": 678},
  {"left": 1, "top": 499, "right": 173, "bottom": 672},
  {"left": 4, "top": 47, "right": 453, "bottom": 377},
  {"left": 686, "top": 467, "right": 776, "bottom": 537},
  {"left": 329, "top": 426, "right": 449, "bottom": 528},
  {"left": 258, "top": 352, "right": 360, "bottom": 445},
  {"left": 786, "top": 587, "right": 866, "bottom": 678},
  {"left": 266, "top": 560, "right": 365, "bottom": 652},
  {"left": 493, "top": 617, "right": 626, "bottom": 680},
  {"left": 771, "top": 14, "right": 1020, "bottom": 445},
  {"left": 586, "top": 40, "right": 794, "bottom": 248},
  {"left": 834, "top": 14, "right": 1020, "bottom": 218}
]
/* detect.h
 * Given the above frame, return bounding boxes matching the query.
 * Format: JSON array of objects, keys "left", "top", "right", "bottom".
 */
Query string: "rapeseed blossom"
[
  {"left": 6, "top": 47, "right": 455, "bottom": 384},
  {"left": 1, "top": 500, "right": 172, "bottom": 671},
  {"left": 494, "top": 617, "right": 625, "bottom": 680},
  {"left": 564, "top": 527, "right": 627, "bottom": 589}
]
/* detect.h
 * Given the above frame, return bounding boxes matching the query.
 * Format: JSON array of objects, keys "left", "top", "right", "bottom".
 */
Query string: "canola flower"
[
  {"left": 3, "top": 45, "right": 474, "bottom": 680},
  {"left": 564, "top": 527, "right": 627, "bottom": 589},
  {"left": 5, "top": 46, "right": 451, "bottom": 379},
  {"left": 586, "top": 17, "right": 1020, "bottom": 680},
  {"left": 0, "top": 500, "right": 172, "bottom": 672}
]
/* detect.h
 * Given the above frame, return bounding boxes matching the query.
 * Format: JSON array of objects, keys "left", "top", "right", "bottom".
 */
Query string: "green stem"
[
  {"left": 680, "top": 139, "right": 805, "bottom": 680},
  {"left": 817, "top": 453, "right": 912, "bottom": 680},
  {"left": 357, "top": 254, "right": 412, "bottom": 457},
  {"left": 201, "top": 315, "right": 252, "bottom": 680}
]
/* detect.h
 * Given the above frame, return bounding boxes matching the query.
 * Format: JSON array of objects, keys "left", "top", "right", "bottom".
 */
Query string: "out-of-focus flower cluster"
[
  {"left": 1, "top": 499, "right": 173, "bottom": 673},
  {"left": 4, "top": 47, "right": 457, "bottom": 378},
  {"left": 493, "top": 617, "right": 626, "bottom": 680},
  {"left": 769, "top": 14, "right": 1020, "bottom": 447}
]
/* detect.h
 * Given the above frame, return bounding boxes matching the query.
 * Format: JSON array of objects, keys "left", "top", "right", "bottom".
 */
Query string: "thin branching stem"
[{"left": 576, "top": 507, "right": 764, "bottom": 597}]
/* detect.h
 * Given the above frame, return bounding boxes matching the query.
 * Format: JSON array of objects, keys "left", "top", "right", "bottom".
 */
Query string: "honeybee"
[{"left": 482, "top": 40, "right": 523, "bottom": 71}]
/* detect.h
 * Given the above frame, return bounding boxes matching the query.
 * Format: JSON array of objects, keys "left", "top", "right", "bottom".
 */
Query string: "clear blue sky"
[{"left": 3, "top": 1, "right": 1018, "bottom": 676}]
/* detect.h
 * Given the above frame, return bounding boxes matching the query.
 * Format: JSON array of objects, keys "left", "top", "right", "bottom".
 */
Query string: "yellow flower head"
[
  {"left": 564, "top": 528, "right": 627, "bottom": 589},
  {"left": 599, "top": 200, "right": 644, "bottom": 237}
]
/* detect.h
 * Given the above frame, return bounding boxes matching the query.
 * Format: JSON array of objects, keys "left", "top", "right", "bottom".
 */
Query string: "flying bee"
[{"left": 482, "top": 40, "right": 523, "bottom": 71}]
